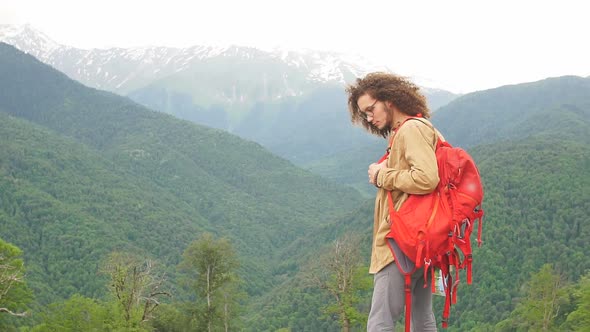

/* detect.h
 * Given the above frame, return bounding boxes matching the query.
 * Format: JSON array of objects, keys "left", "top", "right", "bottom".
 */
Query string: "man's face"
[{"left": 358, "top": 93, "right": 390, "bottom": 130}]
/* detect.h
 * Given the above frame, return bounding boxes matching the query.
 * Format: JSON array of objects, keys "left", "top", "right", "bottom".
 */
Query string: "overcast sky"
[{"left": 1, "top": 0, "right": 589, "bottom": 93}]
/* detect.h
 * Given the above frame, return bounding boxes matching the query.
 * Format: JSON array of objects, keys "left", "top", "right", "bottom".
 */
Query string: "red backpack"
[{"left": 378, "top": 118, "right": 484, "bottom": 331}]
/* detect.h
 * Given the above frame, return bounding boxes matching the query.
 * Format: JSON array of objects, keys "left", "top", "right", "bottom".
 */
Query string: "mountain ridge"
[
  {"left": 0, "top": 24, "right": 391, "bottom": 94},
  {"left": 432, "top": 75, "right": 590, "bottom": 147},
  {"left": 0, "top": 25, "right": 460, "bottom": 174},
  {"left": 0, "top": 24, "right": 458, "bottom": 110}
]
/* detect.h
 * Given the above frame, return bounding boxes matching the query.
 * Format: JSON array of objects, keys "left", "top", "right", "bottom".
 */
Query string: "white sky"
[{"left": 1, "top": 0, "right": 589, "bottom": 93}]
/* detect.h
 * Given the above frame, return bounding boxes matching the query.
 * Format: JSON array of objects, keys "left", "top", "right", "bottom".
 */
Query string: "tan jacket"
[{"left": 370, "top": 119, "right": 442, "bottom": 274}]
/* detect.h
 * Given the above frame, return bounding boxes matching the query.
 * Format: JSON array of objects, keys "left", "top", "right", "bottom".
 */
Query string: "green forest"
[{"left": 1, "top": 42, "right": 589, "bottom": 331}]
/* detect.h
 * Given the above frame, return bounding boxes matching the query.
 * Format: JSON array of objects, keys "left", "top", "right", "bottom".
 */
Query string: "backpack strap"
[
  {"left": 404, "top": 275, "right": 412, "bottom": 332},
  {"left": 407, "top": 116, "right": 446, "bottom": 149},
  {"left": 377, "top": 115, "right": 431, "bottom": 163}
]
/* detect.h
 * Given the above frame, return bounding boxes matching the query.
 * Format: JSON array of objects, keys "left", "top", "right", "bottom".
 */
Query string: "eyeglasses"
[{"left": 360, "top": 99, "right": 379, "bottom": 120}]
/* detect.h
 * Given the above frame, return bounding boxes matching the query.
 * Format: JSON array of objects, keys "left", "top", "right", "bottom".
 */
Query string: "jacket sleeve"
[{"left": 375, "top": 122, "right": 439, "bottom": 194}]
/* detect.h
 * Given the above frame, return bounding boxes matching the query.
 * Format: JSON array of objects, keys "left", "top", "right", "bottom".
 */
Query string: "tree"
[
  {"left": 564, "top": 271, "right": 590, "bottom": 331},
  {"left": 0, "top": 238, "right": 29, "bottom": 317},
  {"left": 100, "top": 251, "right": 170, "bottom": 330},
  {"left": 178, "top": 232, "right": 239, "bottom": 332},
  {"left": 147, "top": 303, "right": 191, "bottom": 332},
  {"left": 498, "top": 264, "right": 566, "bottom": 331},
  {"left": 31, "top": 294, "right": 107, "bottom": 331},
  {"left": 306, "top": 233, "right": 372, "bottom": 332}
]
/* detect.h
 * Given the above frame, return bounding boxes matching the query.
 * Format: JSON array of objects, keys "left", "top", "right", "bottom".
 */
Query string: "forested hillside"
[
  {"left": 449, "top": 131, "right": 590, "bottom": 330},
  {"left": 0, "top": 43, "right": 365, "bottom": 329}
]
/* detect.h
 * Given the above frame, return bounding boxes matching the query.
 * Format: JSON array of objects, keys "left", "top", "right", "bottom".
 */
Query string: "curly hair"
[{"left": 346, "top": 72, "right": 430, "bottom": 137}]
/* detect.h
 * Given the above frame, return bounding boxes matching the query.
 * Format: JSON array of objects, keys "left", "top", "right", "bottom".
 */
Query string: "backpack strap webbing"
[{"left": 404, "top": 275, "right": 412, "bottom": 332}]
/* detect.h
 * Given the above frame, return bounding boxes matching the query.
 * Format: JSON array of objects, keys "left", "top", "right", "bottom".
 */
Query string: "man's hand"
[{"left": 368, "top": 161, "right": 385, "bottom": 185}]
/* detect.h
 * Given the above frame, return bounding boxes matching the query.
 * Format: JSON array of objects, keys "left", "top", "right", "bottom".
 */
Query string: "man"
[{"left": 346, "top": 72, "right": 440, "bottom": 331}]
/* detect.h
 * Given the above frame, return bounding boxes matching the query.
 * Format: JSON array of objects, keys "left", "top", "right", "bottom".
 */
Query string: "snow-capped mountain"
[
  {"left": 0, "top": 24, "right": 459, "bottom": 182},
  {"left": 0, "top": 24, "right": 393, "bottom": 100},
  {"left": 0, "top": 24, "right": 61, "bottom": 60}
]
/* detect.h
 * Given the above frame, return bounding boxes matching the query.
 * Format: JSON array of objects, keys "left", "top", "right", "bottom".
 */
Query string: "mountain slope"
[
  {"left": 449, "top": 128, "right": 590, "bottom": 328},
  {"left": 0, "top": 42, "right": 363, "bottom": 305},
  {"left": 432, "top": 75, "right": 590, "bottom": 147},
  {"left": 0, "top": 112, "right": 210, "bottom": 303}
]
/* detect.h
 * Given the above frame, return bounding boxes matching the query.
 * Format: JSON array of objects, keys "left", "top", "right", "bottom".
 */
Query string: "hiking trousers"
[{"left": 367, "top": 262, "right": 437, "bottom": 332}]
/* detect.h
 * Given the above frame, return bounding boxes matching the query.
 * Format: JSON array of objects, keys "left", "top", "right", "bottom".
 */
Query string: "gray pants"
[{"left": 367, "top": 262, "right": 437, "bottom": 332}]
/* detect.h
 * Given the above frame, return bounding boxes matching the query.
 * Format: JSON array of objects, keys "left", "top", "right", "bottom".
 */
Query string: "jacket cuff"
[{"left": 374, "top": 169, "right": 382, "bottom": 188}]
